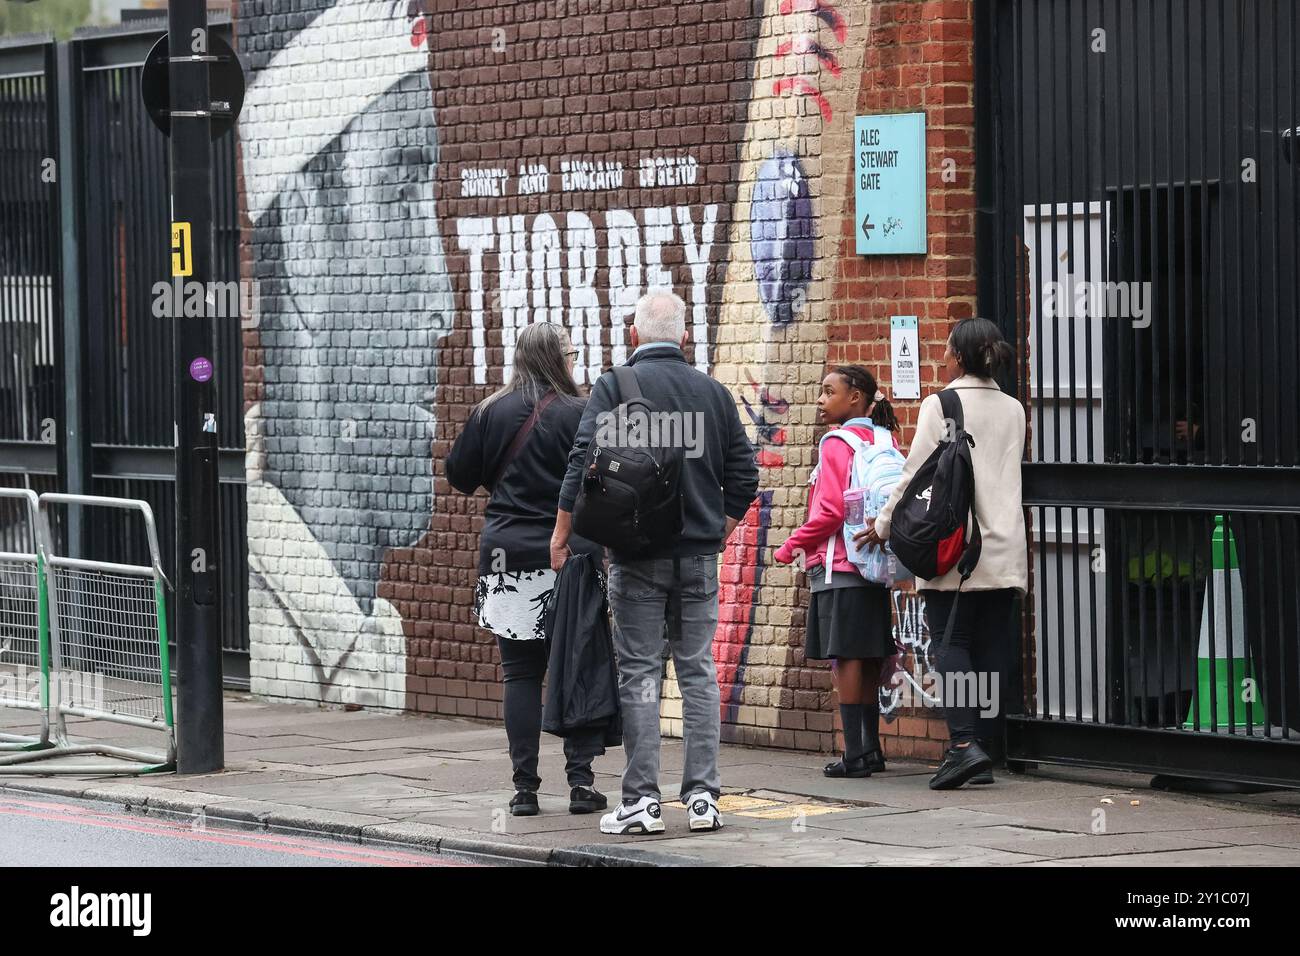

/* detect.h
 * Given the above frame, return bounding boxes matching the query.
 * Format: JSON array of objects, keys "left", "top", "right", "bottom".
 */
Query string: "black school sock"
[
  {"left": 839, "top": 704, "right": 865, "bottom": 760},
  {"left": 861, "top": 702, "right": 881, "bottom": 755}
]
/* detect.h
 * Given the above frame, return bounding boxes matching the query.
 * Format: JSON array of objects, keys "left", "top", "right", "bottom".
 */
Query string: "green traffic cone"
[{"left": 1184, "top": 516, "right": 1265, "bottom": 731}]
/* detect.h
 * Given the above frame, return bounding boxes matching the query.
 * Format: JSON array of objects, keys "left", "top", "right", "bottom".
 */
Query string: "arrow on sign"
[{"left": 861, "top": 214, "right": 874, "bottom": 239}]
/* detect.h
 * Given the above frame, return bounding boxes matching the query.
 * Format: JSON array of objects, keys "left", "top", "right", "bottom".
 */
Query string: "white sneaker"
[
  {"left": 685, "top": 792, "right": 723, "bottom": 832},
  {"left": 599, "top": 796, "right": 665, "bottom": 835}
]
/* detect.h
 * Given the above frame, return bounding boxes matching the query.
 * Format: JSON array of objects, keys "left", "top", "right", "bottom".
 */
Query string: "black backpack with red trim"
[{"left": 888, "top": 389, "right": 982, "bottom": 582}]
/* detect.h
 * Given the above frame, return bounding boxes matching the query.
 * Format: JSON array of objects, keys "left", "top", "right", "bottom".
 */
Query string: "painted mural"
[
  {"left": 237, "top": 0, "right": 891, "bottom": 734},
  {"left": 709, "top": 0, "right": 872, "bottom": 727},
  {"left": 240, "top": 0, "right": 451, "bottom": 709}
]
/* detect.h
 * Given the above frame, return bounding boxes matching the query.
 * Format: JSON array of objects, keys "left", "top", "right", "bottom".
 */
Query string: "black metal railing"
[
  {"left": 978, "top": 0, "right": 1299, "bottom": 786},
  {"left": 0, "top": 23, "right": 249, "bottom": 685}
]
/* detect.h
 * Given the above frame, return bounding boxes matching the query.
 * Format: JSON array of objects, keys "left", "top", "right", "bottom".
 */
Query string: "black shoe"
[
  {"left": 929, "top": 742, "right": 993, "bottom": 790},
  {"left": 969, "top": 769, "right": 995, "bottom": 785},
  {"left": 862, "top": 750, "right": 887, "bottom": 774},
  {"left": 568, "top": 786, "right": 608, "bottom": 814},
  {"left": 509, "top": 791, "right": 539, "bottom": 816},
  {"left": 824, "top": 754, "right": 873, "bottom": 778}
]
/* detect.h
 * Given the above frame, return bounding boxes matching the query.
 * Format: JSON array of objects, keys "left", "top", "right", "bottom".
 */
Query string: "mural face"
[
  {"left": 710, "top": 0, "right": 871, "bottom": 722},
  {"left": 241, "top": 0, "right": 444, "bottom": 710},
  {"left": 261, "top": 77, "right": 451, "bottom": 613}
]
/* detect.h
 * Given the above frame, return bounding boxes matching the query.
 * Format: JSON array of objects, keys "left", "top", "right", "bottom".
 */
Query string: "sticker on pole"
[
  {"left": 189, "top": 357, "right": 213, "bottom": 382},
  {"left": 171, "top": 222, "right": 192, "bottom": 277},
  {"left": 890, "top": 316, "right": 920, "bottom": 400}
]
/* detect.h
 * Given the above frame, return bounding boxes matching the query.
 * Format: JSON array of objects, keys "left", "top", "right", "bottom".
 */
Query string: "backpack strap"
[
  {"left": 936, "top": 387, "right": 964, "bottom": 434},
  {"left": 611, "top": 365, "right": 642, "bottom": 403},
  {"left": 490, "top": 391, "right": 558, "bottom": 490},
  {"left": 935, "top": 389, "right": 983, "bottom": 580},
  {"left": 816, "top": 428, "right": 868, "bottom": 585}
]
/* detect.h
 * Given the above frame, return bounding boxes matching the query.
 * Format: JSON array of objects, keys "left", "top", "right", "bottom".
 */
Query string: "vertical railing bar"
[
  {"left": 45, "top": 47, "right": 60, "bottom": 452},
  {"left": 1253, "top": 513, "right": 1267, "bottom": 737},
  {"left": 1, "top": 75, "right": 9, "bottom": 440},
  {"left": 145, "top": 69, "right": 164, "bottom": 453},
  {"left": 1115, "top": 0, "right": 1134, "bottom": 728},
  {"left": 1290, "top": 0, "right": 1300, "bottom": 742},
  {"left": 1251, "top": 1, "right": 1264, "bottom": 469},
  {"left": 1027, "top": 0, "right": 1053, "bottom": 718},
  {"left": 9, "top": 74, "right": 24, "bottom": 440},
  {"left": 124, "top": 67, "right": 141, "bottom": 454},
  {"left": 9, "top": 75, "right": 29, "bottom": 442},
  {"left": 1045, "top": 0, "right": 1069, "bottom": 721},
  {"left": 14, "top": 75, "right": 32, "bottom": 444},
  {"left": 1193, "top": 2, "right": 1208, "bottom": 471},
  {"left": 1215, "top": 0, "right": 1228, "bottom": 465},
  {"left": 1064, "top": 0, "right": 1083, "bottom": 722},
  {"left": 1010, "top": 0, "right": 1034, "bottom": 719},
  {"left": 1085, "top": 0, "right": 1104, "bottom": 724},
  {"left": 1165, "top": 0, "right": 1178, "bottom": 470}
]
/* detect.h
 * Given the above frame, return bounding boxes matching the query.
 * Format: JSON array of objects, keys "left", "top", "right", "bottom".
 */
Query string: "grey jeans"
[{"left": 607, "top": 555, "right": 722, "bottom": 804}]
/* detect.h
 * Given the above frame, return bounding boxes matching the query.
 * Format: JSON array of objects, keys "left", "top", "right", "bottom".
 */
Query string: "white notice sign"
[{"left": 890, "top": 315, "right": 920, "bottom": 400}]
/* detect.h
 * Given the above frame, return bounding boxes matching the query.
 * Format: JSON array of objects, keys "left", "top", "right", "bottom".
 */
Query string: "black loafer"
[
  {"left": 862, "top": 750, "right": 887, "bottom": 774},
  {"left": 568, "top": 786, "right": 608, "bottom": 814},
  {"left": 824, "top": 754, "right": 872, "bottom": 778},
  {"left": 929, "top": 742, "right": 993, "bottom": 790},
  {"left": 510, "top": 791, "right": 539, "bottom": 816},
  {"left": 969, "top": 769, "right": 995, "bottom": 785}
]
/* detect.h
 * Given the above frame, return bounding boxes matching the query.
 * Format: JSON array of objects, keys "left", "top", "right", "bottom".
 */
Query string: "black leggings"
[
  {"left": 497, "top": 637, "right": 603, "bottom": 792},
  {"left": 922, "top": 589, "right": 1018, "bottom": 754}
]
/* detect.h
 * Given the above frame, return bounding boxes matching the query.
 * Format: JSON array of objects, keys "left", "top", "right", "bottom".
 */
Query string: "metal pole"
[
  {"left": 54, "top": 42, "right": 89, "bottom": 560},
  {"left": 167, "top": 0, "right": 224, "bottom": 773}
]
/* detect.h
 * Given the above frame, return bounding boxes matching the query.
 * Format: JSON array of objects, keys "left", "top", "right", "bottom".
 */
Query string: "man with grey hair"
[{"left": 551, "top": 290, "right": 759, "bottom": 835}]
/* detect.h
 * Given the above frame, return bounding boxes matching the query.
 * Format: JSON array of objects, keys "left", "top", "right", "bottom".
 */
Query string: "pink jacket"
[{"left": 773, "top": 424, "right": 896, "bottom": 574}]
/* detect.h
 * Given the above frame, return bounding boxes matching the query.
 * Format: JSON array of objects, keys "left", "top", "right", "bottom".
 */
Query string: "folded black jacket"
[{"left": 542, "top": 553, "right": 622, "bottom": 746}]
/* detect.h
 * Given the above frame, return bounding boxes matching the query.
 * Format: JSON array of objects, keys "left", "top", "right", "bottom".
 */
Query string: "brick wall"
[
  {"left": 823, "top": 0, "right": 978, "bottom": 762},
  {"left": 235, "top": 0, "right": 979, "bottom": 758}
]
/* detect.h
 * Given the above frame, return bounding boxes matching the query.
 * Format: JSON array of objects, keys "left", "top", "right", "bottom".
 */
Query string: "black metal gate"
[
  {"left": 978, "top": 0, "right": 1300, "bottom": 787},
  {"left": 0, "top": 22, "right": 248, "bottom": 686}
]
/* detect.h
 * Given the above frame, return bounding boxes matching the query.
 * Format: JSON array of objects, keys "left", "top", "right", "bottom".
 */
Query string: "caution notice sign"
[{"left": 890, "top": 315, "right": 920, "bottom": 400}]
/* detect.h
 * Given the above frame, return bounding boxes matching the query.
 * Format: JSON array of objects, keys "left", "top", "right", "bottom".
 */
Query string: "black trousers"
[
  {"left": 922, "top": 588, "right": 1019, "bottom": 755},
  {"left": 497, "top": 637, "right": 603, "bottom": 791}
]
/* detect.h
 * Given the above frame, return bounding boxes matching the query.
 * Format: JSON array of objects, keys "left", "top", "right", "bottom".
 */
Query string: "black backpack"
[
  {"left": 571, "top": 365, "right": 684, "bottom": 557},
  {"left": 889, "top": 389, "right": 982, "bottom": 583}
]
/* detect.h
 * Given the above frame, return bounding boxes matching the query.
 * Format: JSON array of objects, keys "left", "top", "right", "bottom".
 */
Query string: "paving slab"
[{"left": 3, "top": 694, "right": 1296, "bottom": 866}]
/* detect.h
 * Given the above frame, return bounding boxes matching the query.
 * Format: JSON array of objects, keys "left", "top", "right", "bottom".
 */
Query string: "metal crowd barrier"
[
  {"left": 0, "top": 489, "right": 51, "bottom": 753},
  {"left": 0, "top": 493, "right": 175, "bottom": 774}
]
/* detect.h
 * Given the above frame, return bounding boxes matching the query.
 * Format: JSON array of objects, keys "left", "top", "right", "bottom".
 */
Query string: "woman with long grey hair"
[{"left": 446, "top": 322, "right": 605, "bottom": 817}]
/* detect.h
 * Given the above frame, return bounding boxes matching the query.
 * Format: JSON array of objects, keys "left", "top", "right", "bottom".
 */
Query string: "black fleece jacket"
[
  {"left": 558, "top": 346, "right": 759, "bottom": 559},
  {"left": 446, "top": 390, "right": 600, "bottom": 574}
]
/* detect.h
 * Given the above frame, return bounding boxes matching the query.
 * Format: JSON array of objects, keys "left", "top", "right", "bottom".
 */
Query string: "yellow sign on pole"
[{"left": 171, "top": 222, "right": 192, "bottom": 277}]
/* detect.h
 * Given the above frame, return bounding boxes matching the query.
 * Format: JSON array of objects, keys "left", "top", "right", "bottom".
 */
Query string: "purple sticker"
[{"left": 189, "top": 357, "right": 213, "bottom": 382}]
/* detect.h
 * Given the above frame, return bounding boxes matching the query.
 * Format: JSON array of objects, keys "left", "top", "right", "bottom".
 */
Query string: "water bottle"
[{"left": 842, "top": 488, "right": 866, "bottom": 563}]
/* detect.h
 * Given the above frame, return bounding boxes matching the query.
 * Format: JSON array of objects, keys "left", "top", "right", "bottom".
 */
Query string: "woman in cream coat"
[{"left": 862, "top": 318, "right": 1028, "bottom": 790}]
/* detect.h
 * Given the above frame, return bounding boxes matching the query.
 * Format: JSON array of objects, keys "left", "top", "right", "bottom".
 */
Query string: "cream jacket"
[{"left": 875, "top": 376, "right": 1028, "bottom": 594}]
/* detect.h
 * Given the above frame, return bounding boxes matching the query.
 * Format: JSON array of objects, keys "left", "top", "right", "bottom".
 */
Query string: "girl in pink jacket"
[{"left": 774, "top": 366, "right": 900, "bottom": 779}]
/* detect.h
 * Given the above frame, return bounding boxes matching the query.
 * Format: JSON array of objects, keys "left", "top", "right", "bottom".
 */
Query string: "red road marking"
[{"left": 0, "top": 797, "right": 471, "bottom": 867}]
